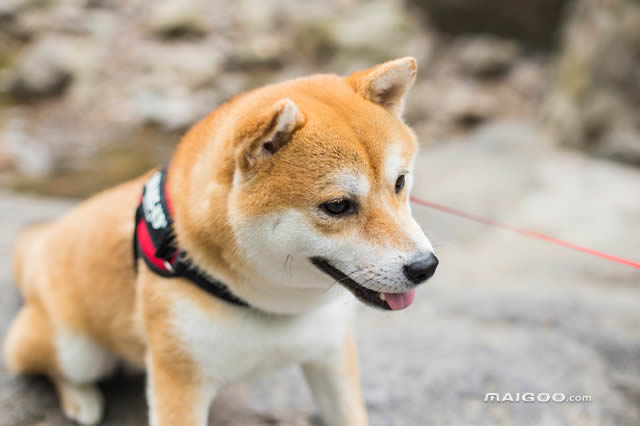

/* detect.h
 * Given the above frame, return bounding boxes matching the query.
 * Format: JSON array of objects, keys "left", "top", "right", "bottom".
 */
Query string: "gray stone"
[
  {"left": 7, "top": 44, "right": 72, "bottom": 99},
  {"left": 6, "top": 36, "right": 103, "bottom": 100},
  {"left": 292, "top": 0, "right": 424, "bottom": 69},
  {"left": 145, "top": 0, "right": 212, "bottom": 39},
  {"left": 456, "top": 37, "right": 520, "bottom": 78},
  {"left": 545, "top": 0, "right": 640, "bottom": 166},
  {"left": 409, "top": 0, "right": 571, "bottom": 49},
  {"left": 0, "top": 0, "right": 31, "bottom": 20}
]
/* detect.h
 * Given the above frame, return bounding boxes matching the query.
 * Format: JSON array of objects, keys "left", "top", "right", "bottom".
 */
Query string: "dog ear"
[
  {"left": 235, "top": 98, "right": 305, "bottom": 172},
  {"left": 347, "top": 57, "right": 417, "bottom": 117}
]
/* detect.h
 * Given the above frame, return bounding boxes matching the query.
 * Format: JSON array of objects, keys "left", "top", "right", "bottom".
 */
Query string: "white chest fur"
[{"left": 169, "top": 292, "right": 358, "bottom": 384}]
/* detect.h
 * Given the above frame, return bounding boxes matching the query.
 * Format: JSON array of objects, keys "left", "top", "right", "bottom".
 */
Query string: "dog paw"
[{"left": 58, "top": 383, "right": 105, "bottom": 425}]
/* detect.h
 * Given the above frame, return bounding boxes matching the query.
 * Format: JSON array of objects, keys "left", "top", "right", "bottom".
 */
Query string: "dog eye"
[
  {"left": 395, "top": 175, "right": 406, "bottom": 193},
  {"left": 320, "top": 199, "right": 354, "bottom": 216}
]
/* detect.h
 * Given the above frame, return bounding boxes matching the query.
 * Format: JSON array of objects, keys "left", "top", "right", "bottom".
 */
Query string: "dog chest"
[{"left": 169, "top": 295, "right": 357, "bottom": 383}]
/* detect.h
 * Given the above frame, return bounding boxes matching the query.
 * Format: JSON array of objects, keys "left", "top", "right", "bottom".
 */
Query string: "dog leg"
[
  {"left": 4, "top": 304, "right": 55, "bottom": 375},
  {"left": 54, "top": 332, "right": 117, "bottom": 425},
  {"left": 53, "top": 378, "right": 104, "bottom": 425},
  {"left": 301, "top": 331, "right": 369, "bottom": 426},
  {"left": 4, "top": 304, "right": 111, "bottom": 425},
  {"left": 146, "top": 354, "right": 216, "bottom": 426},
  {"left": 5, "top": 305, "right": 120, "bottom": 425}
]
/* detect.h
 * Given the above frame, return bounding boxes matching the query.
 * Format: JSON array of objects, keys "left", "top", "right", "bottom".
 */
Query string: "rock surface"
[
  {"left": 2, "top": 0, "right": 639, "bottom": 192},
  {"left": 1, "top": 121, "right": 639, "bottom": 425},
  {"left": 0, "top": 0, "right": 545, "bottom": 190},
  {"left": 545, "top": 0, "right": 640, "bottom": 166},
  {"left": 409, "top": 0, "right": 571, "bottom": 49}
]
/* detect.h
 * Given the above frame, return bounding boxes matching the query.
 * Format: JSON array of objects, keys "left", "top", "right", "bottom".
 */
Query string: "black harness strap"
[{"left": 133, "top": 168, "right": 249, "bottom": 308}]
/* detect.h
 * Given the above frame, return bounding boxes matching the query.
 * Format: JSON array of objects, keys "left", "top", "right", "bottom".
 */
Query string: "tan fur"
[
  {"left": 12, "top": 222, "right": 50, "bottom": 294},
  {"left": 4, "top": 303, "right": 57, "bottom": 375},
  {"left": 3, "top": 57, "right": 427, "bottom": 426}
]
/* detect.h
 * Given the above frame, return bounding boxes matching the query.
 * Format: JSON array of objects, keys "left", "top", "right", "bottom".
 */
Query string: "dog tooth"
[{"left": 379, "top": 293, "right": 386, "bottom": 301}]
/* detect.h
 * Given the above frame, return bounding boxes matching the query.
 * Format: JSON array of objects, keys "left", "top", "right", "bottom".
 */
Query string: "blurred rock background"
[
  {"left": 1, "top": 2, "right": 640, "bottom": 426},
  {"left": 1, "top": 0, "right": 638, "bottom": 197}
]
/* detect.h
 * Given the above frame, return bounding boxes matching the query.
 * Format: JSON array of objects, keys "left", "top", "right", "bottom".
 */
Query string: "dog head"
[
  {"left": 221, "top": 57, "right": 437, "bottom": 311},
  {"left": 170, "top": 57, "right": 437, "bottom": 311}
]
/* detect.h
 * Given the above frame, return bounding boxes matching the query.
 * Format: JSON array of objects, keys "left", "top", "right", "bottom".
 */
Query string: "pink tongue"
[{"left": 383, "top": 289, "right": 416, "bottom": 310}]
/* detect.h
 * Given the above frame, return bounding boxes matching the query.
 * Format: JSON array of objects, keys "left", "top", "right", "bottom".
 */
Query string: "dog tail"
[{"left": 12, "top": 222, "right": 50, "bottom": 295}]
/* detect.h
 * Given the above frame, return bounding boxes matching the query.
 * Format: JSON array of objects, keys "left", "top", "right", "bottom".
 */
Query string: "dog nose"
[{"left": 403, "top": 254, "right": 439, "bottom": 285}]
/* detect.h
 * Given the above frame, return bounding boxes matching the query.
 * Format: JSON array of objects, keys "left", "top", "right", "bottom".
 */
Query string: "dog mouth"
[{"left": 310, "top": 257, "right": 415, "bottom": 311}]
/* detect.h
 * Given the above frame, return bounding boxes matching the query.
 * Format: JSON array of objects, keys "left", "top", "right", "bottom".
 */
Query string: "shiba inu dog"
[{"left": 3, "top": 57, "right": 438, "bottom": 426}]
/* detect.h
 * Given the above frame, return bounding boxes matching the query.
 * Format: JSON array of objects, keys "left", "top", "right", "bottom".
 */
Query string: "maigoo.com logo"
[{"left": 484, "top": 393, "right": 592, "bottom": 403}]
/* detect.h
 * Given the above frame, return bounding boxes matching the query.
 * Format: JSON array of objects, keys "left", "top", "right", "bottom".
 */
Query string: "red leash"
[{"left": 410, "top": 196, "right": 640, "bottom": 270}]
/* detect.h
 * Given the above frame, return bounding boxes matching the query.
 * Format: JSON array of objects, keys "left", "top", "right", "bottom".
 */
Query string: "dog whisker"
[
  {"left": 322, "top": 265, "right": 365, "bottom": 295},
  {"left": 281, "top": 254, "right": 293, "bottom": 281}
]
